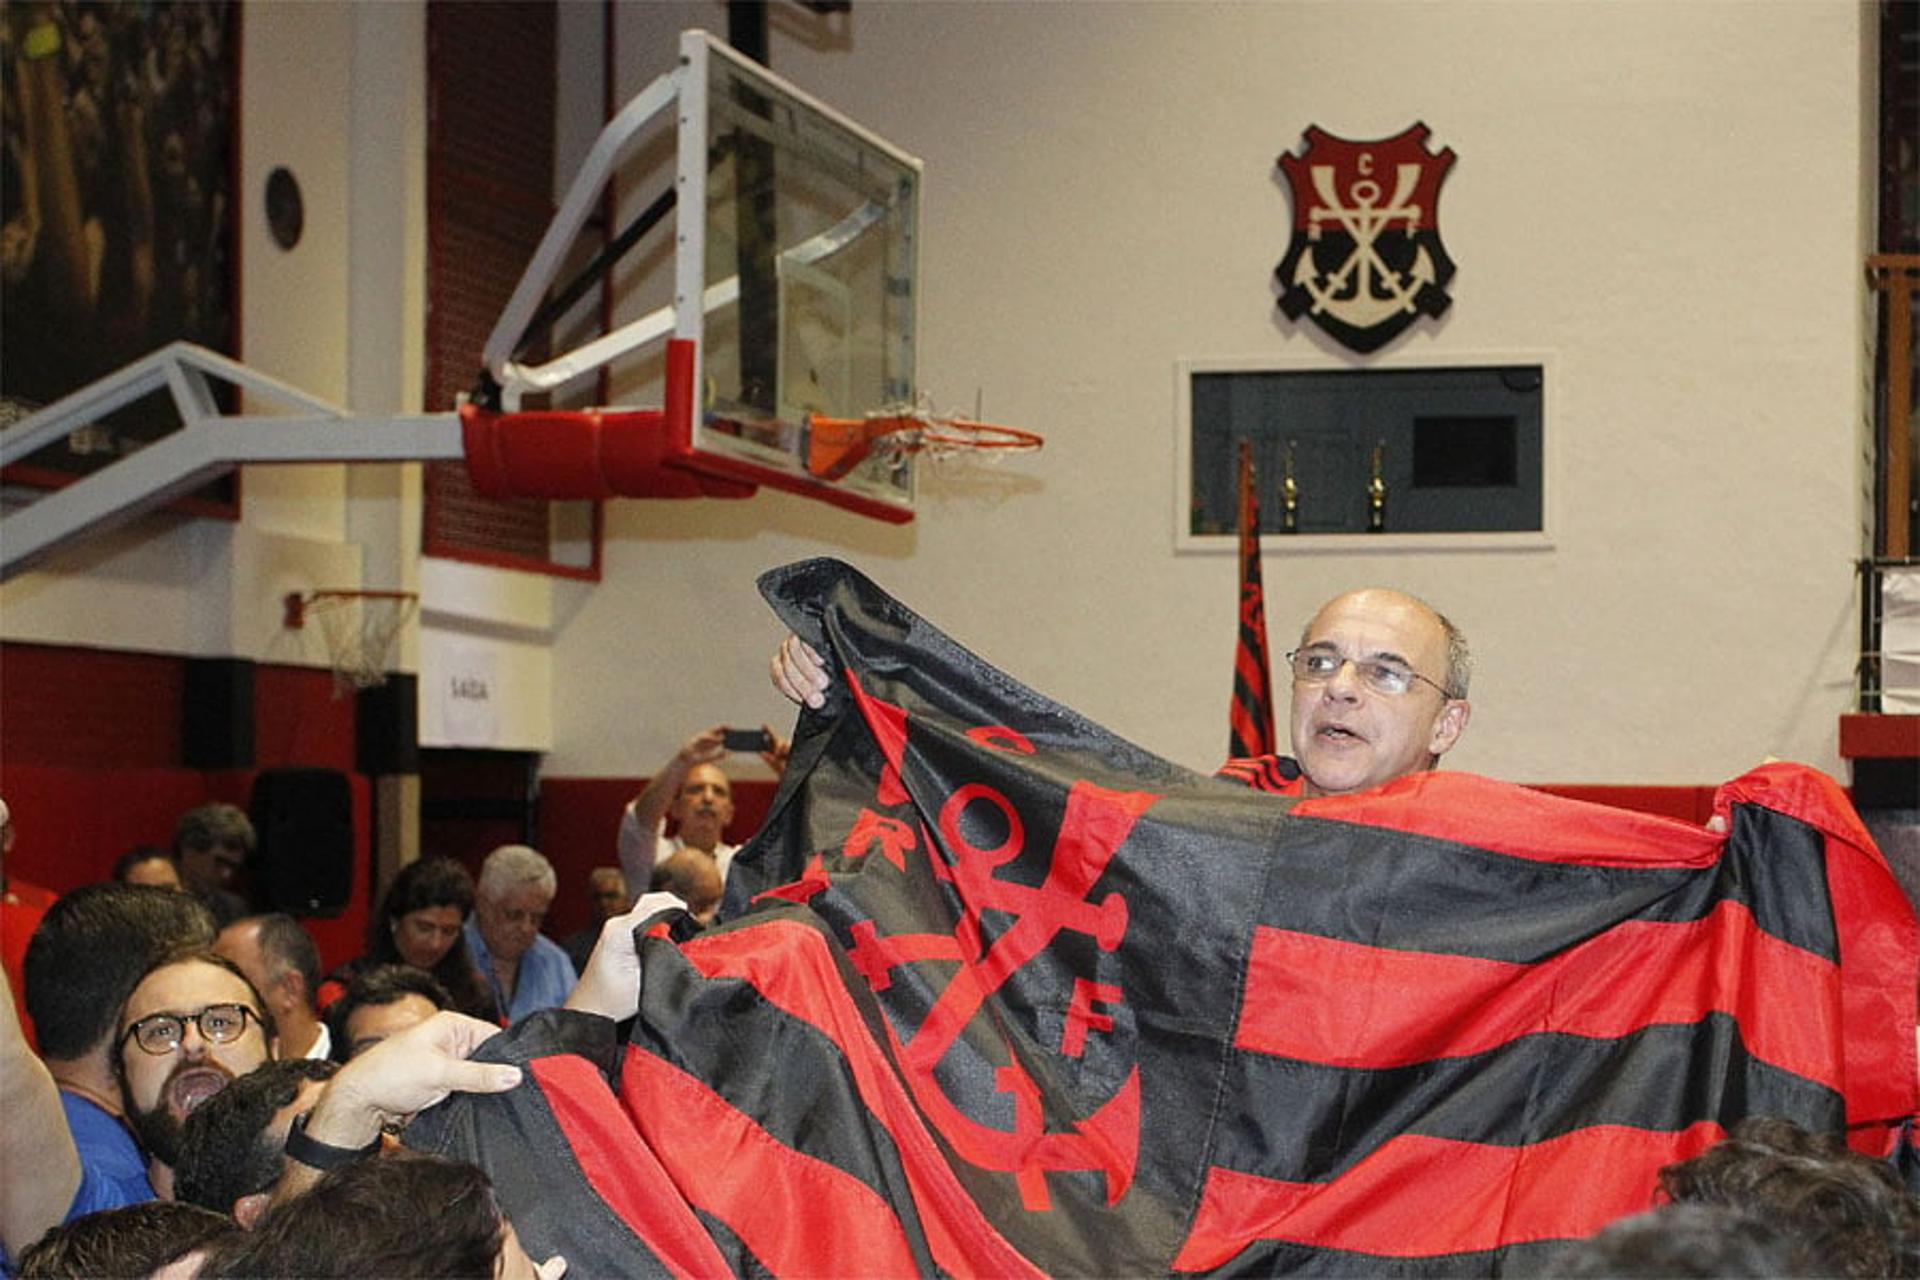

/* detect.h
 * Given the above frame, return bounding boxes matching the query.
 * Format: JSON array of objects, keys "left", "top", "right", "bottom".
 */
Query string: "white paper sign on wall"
[{"left": 439, "top": 642, "right": 501, "bottom": 745}]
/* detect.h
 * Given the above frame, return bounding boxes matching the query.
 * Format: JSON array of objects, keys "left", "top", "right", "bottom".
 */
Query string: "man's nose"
[
  {"left": 177, "top": 1022, "right": 209, "bottom": 1059},
  {"left": 1323, "top": 659, "right": 1364, "bottom": 699}
]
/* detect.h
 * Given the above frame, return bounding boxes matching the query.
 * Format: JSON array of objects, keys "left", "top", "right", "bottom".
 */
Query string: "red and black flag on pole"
[
  {"left": 411, "top": 559, "right": 1918, "bottom": 1276},
  {"left": 1229, "top": 439, "right": 1278, "bottom": 759}
]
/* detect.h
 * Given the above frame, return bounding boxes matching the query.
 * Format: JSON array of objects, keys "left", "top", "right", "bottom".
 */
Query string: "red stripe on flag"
[
  {"left": 1721, "top": 765, "right": 1920, "bottom": 1135},
  {"left": 684, "top": 919, "right": 1048, "bottom": 1280},
  {"left": 527, "top": 1054, "right": 733, "bottom": 1279},
  {"left": 1236, "top": 900, "right": 1841, "bottom": 1087},
  {"left": 620, "top": 1046, "right": 923, "bottom": 1278},
  {"left": 1172, "top": 1122, "right": 1725, "bottom": 1269},
  {"left": 1294, "top": 772, "right": 1726, "bottom": 869}
]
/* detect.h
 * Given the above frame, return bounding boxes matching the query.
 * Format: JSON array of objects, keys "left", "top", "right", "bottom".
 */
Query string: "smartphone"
[{"left": 722, "top": 727, "right": 774, "bottom": 753}]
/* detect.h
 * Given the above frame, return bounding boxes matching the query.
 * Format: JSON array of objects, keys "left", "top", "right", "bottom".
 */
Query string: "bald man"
[
  {"left": 772, "top": 586, "right": 1473, "bottom": 799},
  {"left": 1269, "top": 587, "right": 1472, "bottom": 797}
]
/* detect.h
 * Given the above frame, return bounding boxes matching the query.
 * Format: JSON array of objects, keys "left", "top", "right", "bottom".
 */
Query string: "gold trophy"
[
  {"left": 1367, "top": 440, "right": 1387, "bottom": 533},
  {"left": 1281, "top": 438, "right": 1300, "bottom": 534}
]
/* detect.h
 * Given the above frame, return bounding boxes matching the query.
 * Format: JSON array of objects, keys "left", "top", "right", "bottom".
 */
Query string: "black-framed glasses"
[
  {"left": 119, "top": 1003, "right": 260, "bottom": 1056},
  {"left": 1286, "top": 648, "right": 1456, "bottom": 699}
]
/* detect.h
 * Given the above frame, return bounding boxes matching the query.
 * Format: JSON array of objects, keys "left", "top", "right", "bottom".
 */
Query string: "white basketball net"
[
  {"left": 305, "top": 592, "right": 418, "bottom": 695},
  {"left": 861, "top": 397, "right": 1046, "bottom": 473}
]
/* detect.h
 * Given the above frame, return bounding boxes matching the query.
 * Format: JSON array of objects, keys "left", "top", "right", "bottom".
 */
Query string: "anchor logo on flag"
[{"left": 1274, "top": 123, "right": 1457, "bottom": 354}]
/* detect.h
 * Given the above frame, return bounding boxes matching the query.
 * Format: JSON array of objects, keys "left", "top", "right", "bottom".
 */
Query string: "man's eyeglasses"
[
  {"left": 1287, "top": 648, "right": 1456, "bottom": 699},
  {"left": 120, "top": 1003, "right": 260, "bottom": 1056}
]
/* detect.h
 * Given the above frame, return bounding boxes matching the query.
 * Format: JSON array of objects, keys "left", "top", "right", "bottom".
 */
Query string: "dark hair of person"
[
  {"left": 175, "top": 1058, "right": 337, "bottom": 1213},
  {"left": 172, "top": 803, "right": 255, "bottom": 857},
  {"left": 1547, "top": 1202, "right": 1813, "bottom": 1277},
  {"left": 199, "top": 1150, "right": 508, "bottom": 1279},
  {"left": 22, "top": 884, "right": 216, "bottom": 1059},
  {"left": 15, "top": 1199, "right": 238, "bottom": 1279},
  {"left": 249, "top": 912, "right": 323, "bottom": 1005},
  {"left": 324, "top": 963, "right": 454, "bottom": 1063},
  {"left": 367, "top": 857, "right": 473, "bottom": 952},
  {"left": 109, "top": 844, "right": 177, "bottom": 883},
  {"left": 1657, "top": 1115, "right": 1920, "bottom": 1278},
  {"left": 362, "top": 858, "right": 495, "bottom": 1021}
]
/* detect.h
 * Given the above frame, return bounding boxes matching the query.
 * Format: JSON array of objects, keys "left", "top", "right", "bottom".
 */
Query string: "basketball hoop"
[
  {"left": 283, "top": 589, "right": 419, "bottom": 695},
  {"left": 803, "top": 401, "right": 1044, "bottom": 481}
]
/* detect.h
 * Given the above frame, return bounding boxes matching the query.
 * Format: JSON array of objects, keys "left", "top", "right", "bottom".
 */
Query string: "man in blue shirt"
[
  {"left": 3, "top": 885, "right": 215, "bottom": 1260},
  {"left": 464, "top": 845, "right": 576, "bottom": 1024}
]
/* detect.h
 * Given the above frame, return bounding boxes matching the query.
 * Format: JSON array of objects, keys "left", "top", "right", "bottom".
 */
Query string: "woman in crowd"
[{"left": 318, "top": 858, "right": 498, "bottom": 1024}]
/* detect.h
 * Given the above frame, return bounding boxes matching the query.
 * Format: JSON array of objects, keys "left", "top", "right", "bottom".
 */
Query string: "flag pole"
[{"left": 1229, "top": 439, "right": 1277, "bottom": 758}]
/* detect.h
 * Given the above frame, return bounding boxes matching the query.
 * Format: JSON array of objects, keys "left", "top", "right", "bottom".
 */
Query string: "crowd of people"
[
  {"left": 0, "top": 585, "right": 1916, "bottom": 1275},
  {"left": 0, "top": 725, "right": 781, "bottom": 1277}
]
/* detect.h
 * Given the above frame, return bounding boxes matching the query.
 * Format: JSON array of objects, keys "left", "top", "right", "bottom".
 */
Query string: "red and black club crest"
[{"left": 1275, "top": 123, "right": 1457, "bottom": 354}]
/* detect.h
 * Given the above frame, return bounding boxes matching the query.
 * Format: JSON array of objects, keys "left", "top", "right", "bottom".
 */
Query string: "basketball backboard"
[{"left": 482, "top": 30, "right": 923, "bottom": 521}]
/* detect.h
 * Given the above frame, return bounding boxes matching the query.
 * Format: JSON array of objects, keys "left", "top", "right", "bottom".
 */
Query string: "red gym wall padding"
[{"left": 0, "top": 643, "right": 373, "bottom": 971}]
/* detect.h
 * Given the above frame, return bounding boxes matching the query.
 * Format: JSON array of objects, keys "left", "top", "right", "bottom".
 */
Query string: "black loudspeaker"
[
  {"left": 183, "top": 658, "right": 256, "bottom": 769},
  {"left": 249, "top": 768, "right": 354, "bottom": 917}
]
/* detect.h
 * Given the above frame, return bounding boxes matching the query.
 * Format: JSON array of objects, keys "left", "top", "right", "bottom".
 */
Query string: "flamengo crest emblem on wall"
[{"left": 1275, "top": 123, "right": 1456, "bottom": 354}]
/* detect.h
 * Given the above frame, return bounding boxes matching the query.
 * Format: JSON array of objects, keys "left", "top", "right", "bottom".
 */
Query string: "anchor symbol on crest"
[{"left": 1275, "top": 123, "right": 1457, "bottom": 355}]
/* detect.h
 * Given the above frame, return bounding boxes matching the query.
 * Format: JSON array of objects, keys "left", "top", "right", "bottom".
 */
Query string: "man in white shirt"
[{"left": 616, "top": 726, "right": 787, "bottom": 908}]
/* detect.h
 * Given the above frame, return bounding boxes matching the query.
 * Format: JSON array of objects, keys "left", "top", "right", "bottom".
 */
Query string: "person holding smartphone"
[{"left": 615, "top": 725, "right": 789, "bottom": 913}]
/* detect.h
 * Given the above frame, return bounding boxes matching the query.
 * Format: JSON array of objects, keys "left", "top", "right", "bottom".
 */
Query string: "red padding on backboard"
[
  {"left": 495, "top": 410, "right": 619, "bottom": 500},
  {"left": 458, "top": 341, "right": 754, "bottom": 502},
  {"left": 460, "top": 403, "right": 513, "bottom": 498}
]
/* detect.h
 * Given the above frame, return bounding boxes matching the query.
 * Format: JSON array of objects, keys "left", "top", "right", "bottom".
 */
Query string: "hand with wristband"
[{"left": 277, "top": 1011, "right": 519, "bottom": 1199}]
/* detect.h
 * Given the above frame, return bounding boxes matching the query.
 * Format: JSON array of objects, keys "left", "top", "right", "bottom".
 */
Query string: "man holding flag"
[
  {"left": 418, "top": 559, "right": 1913, "bottom": 1276},
  {"left": 778, "top": 579, "right": 1472, "bottom": 803}
]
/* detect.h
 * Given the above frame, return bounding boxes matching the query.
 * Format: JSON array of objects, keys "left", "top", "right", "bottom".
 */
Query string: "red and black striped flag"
[
  {"left": 1229, "top": 440, "right": 1278, "bottom": 759},
  {"left": 412, "top": 559, "right": 1918, "bottom": 1275}
]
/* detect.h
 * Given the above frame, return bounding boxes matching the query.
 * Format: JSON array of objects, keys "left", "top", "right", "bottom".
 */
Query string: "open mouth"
[
  {"left": 1315, "top": 723, "right": 1365, "bottom": 744},
  {"left": 166, "top": 1066, "right": 233, "bottom": 1117}
]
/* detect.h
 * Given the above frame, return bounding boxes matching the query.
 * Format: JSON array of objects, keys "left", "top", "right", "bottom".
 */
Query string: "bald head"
[{"left": 1287, "top": 588, "right": 1472, "bottom": 797}]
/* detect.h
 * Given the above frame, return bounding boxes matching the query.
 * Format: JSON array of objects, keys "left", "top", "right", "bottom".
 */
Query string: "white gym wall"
[{"left": 0, "top": 1, "right": 1881, "bottom": 792}]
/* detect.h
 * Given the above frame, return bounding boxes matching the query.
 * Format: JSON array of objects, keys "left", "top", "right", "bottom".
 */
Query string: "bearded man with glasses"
[{"left": 113, "top": 950, "right": 275, "bottom": 1200}]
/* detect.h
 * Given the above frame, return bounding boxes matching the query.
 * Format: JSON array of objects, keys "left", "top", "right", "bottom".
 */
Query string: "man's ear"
[
  {"left": 233, "top": 1191, "right": 271, "bottom": 1229},
  {"left": 1428, "top": 699, "right": 1471, "bottom": 759}
]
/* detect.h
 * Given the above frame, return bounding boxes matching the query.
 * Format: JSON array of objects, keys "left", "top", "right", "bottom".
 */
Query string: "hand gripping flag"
[
  {"left": 1229, "top": 439, "right": 1278, "bottom": 760},
  {"left": 410, "top": 558, "right": 1918, "bottom": 1276}
]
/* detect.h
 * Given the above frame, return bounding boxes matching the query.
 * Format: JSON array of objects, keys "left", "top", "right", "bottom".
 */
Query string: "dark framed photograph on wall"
[{"left": 1, "top": 0, "right": 241, "bottom": 514}]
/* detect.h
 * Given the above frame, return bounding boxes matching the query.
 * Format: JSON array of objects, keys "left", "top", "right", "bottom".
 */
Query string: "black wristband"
[{"left": 283, "top": 1110, "right": 383, "bottom": 1171}]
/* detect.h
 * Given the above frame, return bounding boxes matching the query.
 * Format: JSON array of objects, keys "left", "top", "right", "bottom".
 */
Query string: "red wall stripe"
[
  {"left": 1235, "top": 900, "right": 1841, "bottom": 1089},
  {"left": 528, "top": 1054, "right": 731, "bottom": 1279},
  {"left": 684, "top": 919, "right": 1047, "bottom": 1280},
  {"left": 1173, "top": 1122, "right": 1724, "bottom": 1269},
  {"left": 620, "top": 1046, "right": 922, "bottom": 1278},
  {"left": 1, "top": 644, "right": 185, "bottom": 768}
]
